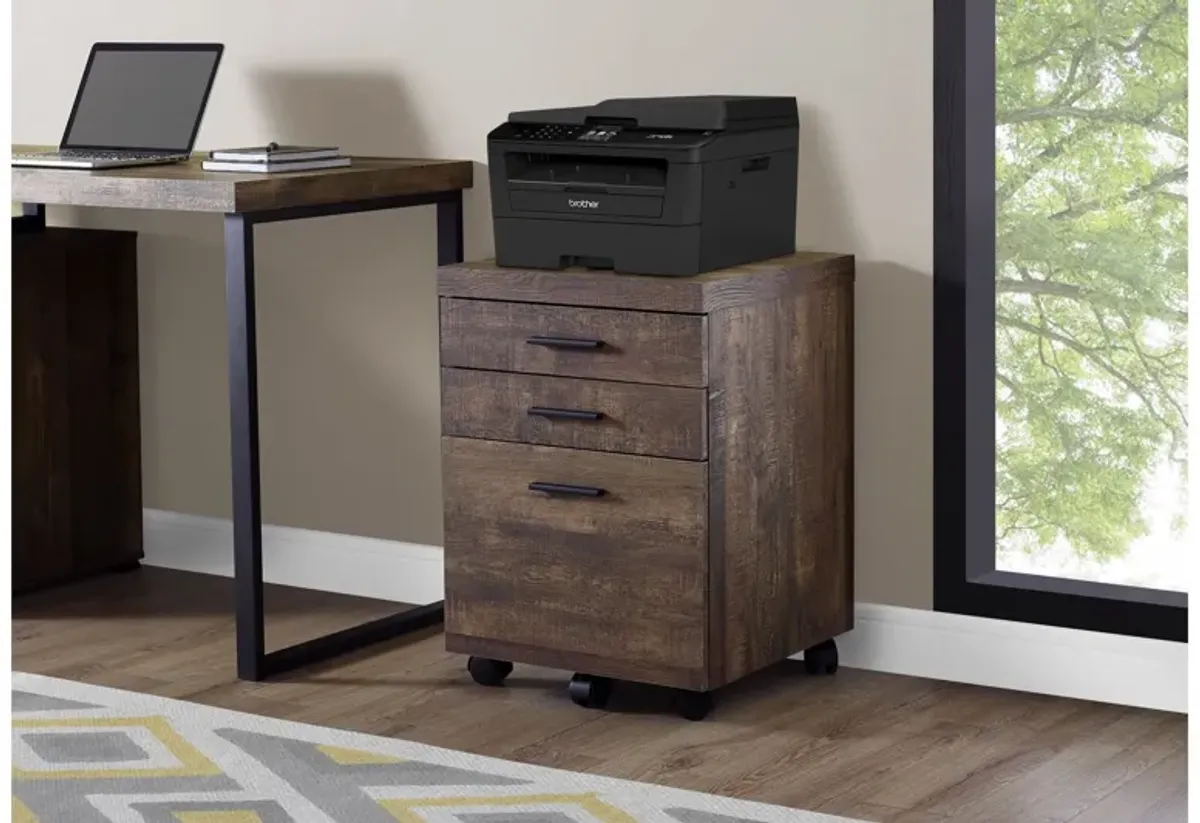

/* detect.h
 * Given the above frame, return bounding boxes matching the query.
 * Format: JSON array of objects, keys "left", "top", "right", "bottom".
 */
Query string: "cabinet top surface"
[
  {"left": 437, "top": 253, "right": 854, "bottom": 313},
  {"left": 12, "top": 144, "right": 473, "bottom": 214}
]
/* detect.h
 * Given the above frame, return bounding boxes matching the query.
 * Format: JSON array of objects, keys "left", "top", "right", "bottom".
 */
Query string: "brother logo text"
[{"left": 567, "top": 198, "right": 600, "bottom": 209}]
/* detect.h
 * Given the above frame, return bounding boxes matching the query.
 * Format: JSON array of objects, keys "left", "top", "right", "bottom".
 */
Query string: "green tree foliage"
[{"left": 995, "top": 0, "right": 1188, "bottom": 560}]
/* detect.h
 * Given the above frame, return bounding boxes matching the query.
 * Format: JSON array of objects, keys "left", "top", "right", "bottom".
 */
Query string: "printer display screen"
[{"left": 575, "top": 126, "right": 622, "bottom": 142}]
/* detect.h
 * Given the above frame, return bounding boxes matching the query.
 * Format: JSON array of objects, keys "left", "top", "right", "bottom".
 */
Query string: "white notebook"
[
  {"left": 202, "top": 157, "right": 352, "bottom": 174},
  {"left": 208, "top": 144, "right": 341, "bottom": 162}
]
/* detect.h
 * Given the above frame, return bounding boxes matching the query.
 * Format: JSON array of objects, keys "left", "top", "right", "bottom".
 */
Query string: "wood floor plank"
[
  {"left": 918, "top": 709, "right": 1182, "bottom": 823},
  {"left": 11, "top": 568, "right": 1186, "bottom": 823},
  {"left": 1065, "top": 749, "right": 1188, "bottom": 823}
]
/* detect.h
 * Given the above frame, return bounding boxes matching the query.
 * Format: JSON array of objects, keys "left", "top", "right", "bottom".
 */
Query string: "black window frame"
[{"left": 932, "top": 0, "right": 1187, "bottom": 643}]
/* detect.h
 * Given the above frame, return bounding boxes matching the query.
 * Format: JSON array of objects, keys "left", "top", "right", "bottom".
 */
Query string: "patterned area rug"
[{"left": 12, "top": 672, "right": 864, "bottom": 823}]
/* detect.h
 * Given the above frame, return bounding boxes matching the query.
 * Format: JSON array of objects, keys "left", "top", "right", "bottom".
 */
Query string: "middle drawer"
[{"left": 441, "top": 368, "right": 708, "bottom": 460}]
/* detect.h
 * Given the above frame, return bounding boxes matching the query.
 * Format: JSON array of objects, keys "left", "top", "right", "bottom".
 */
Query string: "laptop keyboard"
[
  {"left": 13, "top": 150, "right": 181, "bottom": 160},
  {"left": 68, "top": 150, "right": 176, "bottom": 160}
]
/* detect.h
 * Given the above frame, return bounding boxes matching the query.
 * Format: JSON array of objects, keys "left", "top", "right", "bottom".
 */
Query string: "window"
[{"left": 933, "top": 0, "right": 1187, "bottom": 641}]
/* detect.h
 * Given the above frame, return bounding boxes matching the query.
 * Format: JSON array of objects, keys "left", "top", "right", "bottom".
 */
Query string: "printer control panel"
[
  {"left": 576, "top": 127, "right": 621, "bottom": 142},
  {"left": 500, "top": 122, "right": 713, "bottom": 146},
  {"left": 508, "top": 124, "right": 624, "bottom": 142},
  {"left": 510, "top": 124, "right": 589, "bottom": 141}
]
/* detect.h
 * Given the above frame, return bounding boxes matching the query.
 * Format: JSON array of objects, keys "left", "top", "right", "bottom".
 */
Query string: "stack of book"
[{"left": 201, "top": 144, "right": 351, "bottom": 173}]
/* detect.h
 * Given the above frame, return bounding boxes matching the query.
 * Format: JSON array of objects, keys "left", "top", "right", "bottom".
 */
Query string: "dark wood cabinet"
[
  {"left": 13, "top": 226, "right": 143, "bottom": 593},
  {"left": 437, "top": 253, "right": 854, "bottom": 716}
]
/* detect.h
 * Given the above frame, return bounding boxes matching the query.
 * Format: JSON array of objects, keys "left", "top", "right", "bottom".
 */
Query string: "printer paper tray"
[
  {"left": 508, "top": 180, "right": 664, "bottom": 198},
  {"left": 509, "top": 189, "right": 664, "bottom": 218}
]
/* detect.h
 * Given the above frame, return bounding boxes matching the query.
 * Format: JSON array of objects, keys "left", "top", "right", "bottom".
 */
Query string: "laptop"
[{"left": 12, "top": 42, "right": 224, "bottom": 170}]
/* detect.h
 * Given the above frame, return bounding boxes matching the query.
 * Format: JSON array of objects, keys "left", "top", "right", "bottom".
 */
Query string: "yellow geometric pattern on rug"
[
  {"left": 172, "top": 813, "right": 265, "bottom": 823},
  {"left": 380, "top": 793, "right": 640, "bottom": 823},
  {"left": 316, "top": 743, "right": 406, "bottom": 765},
  {"left": 12, "top": 796, "right": 38, "bottom": 823},
  {"left": 13, "top": 716, "right": 222, "bottom": 780}
]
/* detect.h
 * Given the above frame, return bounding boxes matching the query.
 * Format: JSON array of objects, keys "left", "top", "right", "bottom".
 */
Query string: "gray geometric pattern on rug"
[
  {"left": 12, "top": 691, "right": 100, "bottom": 713},
  {"left": 130, "top": 799, "right": 297, "bottom": 822},
  {"left": 12, "top": 671, "right": 866, "bottom": 823},
  {"left": 457, "top": 815, "right": 578, "bottom": 823},
  {"left": 668, "top": 810, "right": 776, "bottom": 823},
  {"left": 16, "top": 774, "right": 243, "bottom": 822},
  {"left": 23, "top": 731, "right": 150, "bottom": 764},
  {"left": 216, "top": 728, "right": 530, "bottom": 823}
]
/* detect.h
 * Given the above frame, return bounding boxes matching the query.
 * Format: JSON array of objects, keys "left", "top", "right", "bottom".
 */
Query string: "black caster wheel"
[
  {"left": 467, "top": 656, "right": 513, "bottom": 687},
  {"left": 567, "top": 673, "right": 613, "bottom": 709},
  {"left": 675, "top": 690, "right": 713, "bottom": 721},
  {"left": 803, "top": 638, "right": 839, "bottom": 675}
]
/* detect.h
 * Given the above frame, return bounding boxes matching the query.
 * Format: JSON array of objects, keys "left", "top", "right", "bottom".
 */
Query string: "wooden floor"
[{"left": 12, "top": 567, "right": 1187, "bottom": 823}]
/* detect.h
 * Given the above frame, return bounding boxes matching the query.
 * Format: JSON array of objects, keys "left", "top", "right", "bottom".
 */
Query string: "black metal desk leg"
[
  {"left": 225, "top": 213, "right": 266, "bottom": 681},
  {"left": 437, "top": 191, "right": 464, "bottom": 265},
  {"left": 223, "top": 192, "right": 463, "bottom": 682}
]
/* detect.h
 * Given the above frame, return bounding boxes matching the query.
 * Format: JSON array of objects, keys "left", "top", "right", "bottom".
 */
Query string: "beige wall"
[{"left": 13, "top": 0, "right": 933, "bottom": 608}]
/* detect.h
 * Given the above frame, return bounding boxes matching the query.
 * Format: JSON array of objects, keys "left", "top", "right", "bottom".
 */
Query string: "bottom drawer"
[{"left": 442, "top": 437, "right": 709, "bottom": 682}]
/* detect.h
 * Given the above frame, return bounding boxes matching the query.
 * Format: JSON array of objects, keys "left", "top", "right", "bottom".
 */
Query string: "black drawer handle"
[
  {"left": 528, "top": 481, "right": 606, "bottom": 498},
  {"left": 528, "top": 406, "right": 605, "bottom": 422},
  {"left": 525, "top": 335, "right": 605, "bottom": 350}
]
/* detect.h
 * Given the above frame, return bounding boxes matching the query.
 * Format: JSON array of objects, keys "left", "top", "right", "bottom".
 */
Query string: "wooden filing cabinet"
[{"left": 437, "top": 252, "right": 854, "bottom": 720}]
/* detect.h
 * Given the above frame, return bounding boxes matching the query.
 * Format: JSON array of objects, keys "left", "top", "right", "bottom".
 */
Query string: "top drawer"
[{"left": 439, "top": 298, "right": 707, "bottom": 387}]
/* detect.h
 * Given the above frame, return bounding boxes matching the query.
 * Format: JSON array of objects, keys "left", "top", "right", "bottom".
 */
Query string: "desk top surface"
[{"left": 12, "top": 145, "right": 473, "bottom": 214}]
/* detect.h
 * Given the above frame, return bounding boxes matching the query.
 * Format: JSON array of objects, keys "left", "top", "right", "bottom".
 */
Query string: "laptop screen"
[{"left": 61, "top": 45, "right": 223, "bottom": 153}]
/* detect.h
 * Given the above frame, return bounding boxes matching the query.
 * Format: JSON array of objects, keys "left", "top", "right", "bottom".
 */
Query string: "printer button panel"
[
  {"left": 509, "top": 125, "right": 622, "bottom": 142},
  {"left": 510, "top": 124, "right": 589, "bottom": 142},
  {"left": 500, "top": 124, "right": 712, "bottom": 147}
]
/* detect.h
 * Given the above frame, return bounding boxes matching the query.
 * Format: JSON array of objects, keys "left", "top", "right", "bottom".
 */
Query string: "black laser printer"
[{"left": 487, "top": 95, "right": 798, "bottom": 276}]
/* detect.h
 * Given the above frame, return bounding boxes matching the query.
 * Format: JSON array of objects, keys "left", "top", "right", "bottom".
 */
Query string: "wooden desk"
[{"left": 13, "top": 148, "right": 472, "bottom": 680}]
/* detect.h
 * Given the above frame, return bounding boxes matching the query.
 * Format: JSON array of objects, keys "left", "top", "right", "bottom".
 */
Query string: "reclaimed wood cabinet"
[{"left": 437, "top": 253, "right": 854, "bottom": 719}]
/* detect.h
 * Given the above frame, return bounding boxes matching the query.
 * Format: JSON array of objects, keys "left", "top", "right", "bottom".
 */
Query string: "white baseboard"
[
  {"left": 142, "top": 509, "right": 1186, "bottom": 714},
  {"left": 831, "top": 602, "right": 1185, "bottom": 713},
  {"left": 142, "top": 509, "right": 444, "bottom": 607}
]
